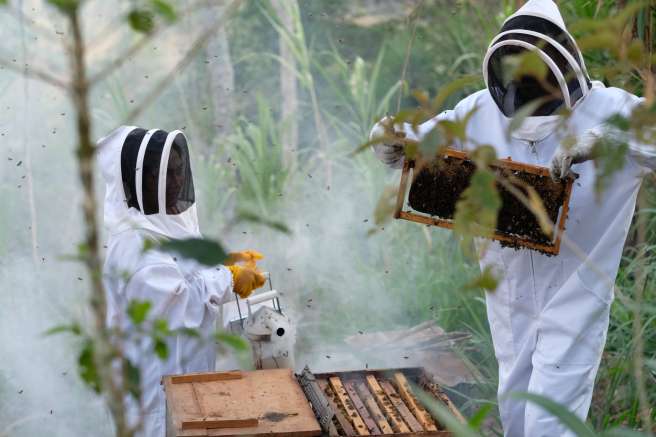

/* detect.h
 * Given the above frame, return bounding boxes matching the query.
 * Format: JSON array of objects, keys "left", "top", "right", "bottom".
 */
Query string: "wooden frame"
[
  {"left": 309, "top": 368, "right": 463, "bottom": 437},
  {"left": 395, "top": 148, "right": 575, "bottom": 255}
]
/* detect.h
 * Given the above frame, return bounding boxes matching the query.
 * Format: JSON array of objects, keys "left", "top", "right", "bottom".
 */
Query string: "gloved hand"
[
  {"left": 227, "top": 264, "right": 266, "bottom": 298},
  {"left": 549, "top": 127, "right": 603, "bottom": 181},
  {"left": 225, "top": 250, "right": 264, "bottom": 267},
  {"left": 369, "top": 116, "right": 407, "bottom": 169}
]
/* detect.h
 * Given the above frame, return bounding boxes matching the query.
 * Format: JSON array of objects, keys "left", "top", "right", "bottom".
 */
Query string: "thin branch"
[
  {"left": 0, "top": 58, "right": 67, "bottom": 89},
  {"left": 0, "top": 4, "right": 68, "bottom": 47},
  {"left": 124, "top": 0, "right": 242, "bottom": 123},
  {"left": 396, "top": 0, "right": 424, "bottom": 113},
  {"left": 87, "top": 0, "right": 232, "bottom": 86}
]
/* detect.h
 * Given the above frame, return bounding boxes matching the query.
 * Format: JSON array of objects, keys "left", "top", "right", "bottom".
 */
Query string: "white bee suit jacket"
[
  {"left": 98, "top": 126, "right": 234, "bottom": 437},
  {"left": 393, "top": 1, "right": 652, "bottom": 435}
]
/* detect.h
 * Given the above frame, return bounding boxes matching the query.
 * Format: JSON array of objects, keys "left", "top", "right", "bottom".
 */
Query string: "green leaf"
[
  {"left": 418, "top": 125, "right": 444, "bottom": 158},
  {"left": 44, "top": 323, "right": 82, "bottom": 336},
  {"left": 46, "top": 0, "right": 79, "bottom": 14},
  {"left": 592, "top": 136, "right": 628, "bottom": 197},
  {"left": 511, "top": 392, "right": 596, "bottom": 437},
  {"left": 464, "top": 266, "right": 499, "bottom": 292},
  {"left": 414, "top": 388, "right": 481, "bottom": 437},
  {"left": 177, "top": 327, "right": 200, "bottom": 338},
  {"left": 454, "top": 168, "right": 502, "bottom": 247},
  {"left": 123, "top": 360, "right": 141, "bottom": 399},
  {"left": 153, "top": 319, "right": 170, "bottom": 336},
  {"left": 0, "top": 0, "right": 8, "bottom": 6},
  {"left": 155, "top": 238, "right": 228, "bottom": 266},
  {"left": 235, "top": 210, "right": 291, "bottom": 235},
  {"left": 214, "top": 333, "right": 249, "bottom": 351},
  {"left": 128, "top": 9, "right": 155, "bottom": 34},
  {"left": 601, "top": 428, "right": 655, "bottom": 437},
  {"left": 431, "top": 74, "right": 481, "bottom": 112},
  {"left": 467, "top": 404, "right": 493, "bottom": 430},
  {"left": 512, "top": 50, "right": 548, "bottom": 82},
  {"left": 78, "top": 340, "right": 101, "bottom": 393},
  {"left": 151, "top": 0, "right": 177, "bottom": 22},
  {"left": 127, "top": 300, "right": 152, "bottom": 326},
  {"left": 154, "top": 338, "right": 169, "bottom": 359}
]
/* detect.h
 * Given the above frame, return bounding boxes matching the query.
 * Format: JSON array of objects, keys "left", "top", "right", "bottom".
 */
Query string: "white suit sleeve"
[{"left": 125, "top": 263, "right": 233, "bottom": 330}]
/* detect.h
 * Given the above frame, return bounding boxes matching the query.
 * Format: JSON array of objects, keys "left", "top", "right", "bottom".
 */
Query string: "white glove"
[
  {"left": 369, "top": 116, "right": 406, "bottom": 169},
  {"left": 549, "top": 127, "right": 603, "bottom": 181}
]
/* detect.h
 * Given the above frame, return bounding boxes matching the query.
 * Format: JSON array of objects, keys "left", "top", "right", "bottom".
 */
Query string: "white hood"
[
  {"left": 97, "top": 125, "right": 201, "bottom": 239},
  {"left": 483, "top": 0, "right": 592, "bottom": 120}
]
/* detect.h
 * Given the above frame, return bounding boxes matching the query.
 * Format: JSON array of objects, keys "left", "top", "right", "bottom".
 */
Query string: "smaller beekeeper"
[
  {"left": 98, "top": 126, "right": 266, "bottom": 437},
  {"left": 370, "top": 1, "right": 654, "bottom": 436}
]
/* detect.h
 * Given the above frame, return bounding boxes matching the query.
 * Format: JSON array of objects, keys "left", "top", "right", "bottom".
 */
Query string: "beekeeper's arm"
[
  {"left": 550, "top": 95, "right": 656, "bottom": 180},
  {"left": 369, "top": 110, "right": 457, "bottom": 169},
  {"left": 124, "top": 263, "right": 235, "bottom": 330}
]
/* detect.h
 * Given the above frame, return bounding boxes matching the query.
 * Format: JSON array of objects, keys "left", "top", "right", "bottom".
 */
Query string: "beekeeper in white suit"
[
  {"left": 371, "top": 1, "right": 654, "bottom": 436},
  {"left": 98, "top": 126, "right": 266, "bottom": 437}
]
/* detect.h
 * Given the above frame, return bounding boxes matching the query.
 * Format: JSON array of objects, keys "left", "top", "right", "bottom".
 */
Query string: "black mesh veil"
[
  {"left": 487, "top": 45, "right": 565, "bottom": 117},
  {"left": 120, "top": 128, "right": 195, "bottom": 215},
  {"left": 121, "top": 128, "right": 147, "bottom": 210},
  {"left": 165, "top": 133, "right": 195, "bottom": 215},
  {"left": 141, "top": 130, "right": 167, "bottom": 215},
  {"left": 486, "top": 13, "right": 590, "bottom": 117}
]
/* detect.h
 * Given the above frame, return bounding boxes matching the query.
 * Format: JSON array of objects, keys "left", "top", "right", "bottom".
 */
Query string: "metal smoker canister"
[{"left": 244, "top": 289, "right": 296, "bottom": 369}]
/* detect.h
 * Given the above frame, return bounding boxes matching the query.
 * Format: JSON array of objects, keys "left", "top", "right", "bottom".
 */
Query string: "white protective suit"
[
  {"left": 373, "top": 1, "right": 654, "bottom": 435},
  {"left": 98, "top": 126, "right": 235, "bottom": 437}
]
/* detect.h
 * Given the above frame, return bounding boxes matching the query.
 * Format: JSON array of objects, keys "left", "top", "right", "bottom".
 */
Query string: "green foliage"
[
  {"left": 453, "top": 145, "right": 502, "bottom": 256},
  {"left": 150, "top": 0, "right": 176, "bottom": 23},
  {"left": 78, "top": 340, "right": 101, "bottom": 393},
  {"left": 128, "top": 9, "right": 155, "bottom": 34},
  {"left": 214, "top": 332, "right": 249, "bottom": 351},
  {"left": 127, "top": 0, "right": 177, "bottom": 33},
  {"left": 44, "top": 323, "right": 82, "bottom": 336},
  {"left": 464, "top": 266, "right": 499, "bottom": 292},
  {"left": 127, "top": 300, "right": 152, "bottom": 326},
  {"left": 467, "top": 404, "right": 494, "bottom": 430},
  {"left": 234, "top": 209, "right": 291, "bottom": 235},
  {"left": 46, "top": 0, "right": 79, "bottom": 14},
  {"left": 154, "top": 238, "right": 228, "bottom": 266},
  {"left": 122, "top": 360, "right": 141, "bottom": 399},
  {"left": 592, "top": 137, "right": 629, "bottom": 197},
  {"left": 227, "top": 96, "right": 290, "bottom": 214}
]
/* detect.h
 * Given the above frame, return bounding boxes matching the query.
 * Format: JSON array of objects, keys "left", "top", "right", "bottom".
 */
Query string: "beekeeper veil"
[
  {"left": 98, "top": 126, "right": 201, "bottom": 239},
  {"left": 483, "top": 0, "right": 591, "bottom": 123}
]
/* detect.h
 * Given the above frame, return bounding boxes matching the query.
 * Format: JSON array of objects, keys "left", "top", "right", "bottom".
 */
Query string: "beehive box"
[
  {"left": 163, "top": 369, "right": 321, "bottom": 437},
  {"left": 298, "top": 367, "right": 463, "bottom": 436},
  {"left": 395, "top": 149, "right": 575, "bottom": 255},
  {"left": 164, "top": 368, "right": 463, "bottom": 437}
]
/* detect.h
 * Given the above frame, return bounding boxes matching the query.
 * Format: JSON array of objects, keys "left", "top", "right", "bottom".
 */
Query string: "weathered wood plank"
[
  {"left": 343, "top": 380, "right": 381, "bottom": 435},
  {"left": 355, "top": 382, "right": 393, "bottom": 435},
  {"left": 170, "top": 371, "right": 242, "bottom": 384},
  {"left": 393, "top": 372, "right": 438, "bottom": 431},
  {"left": 181, "top": 418, "right": 259, "bottom": 430},
  {"left": 329, "top": 377, "right": 369, "bottom": 436},
  {"left": 379, "top": 380, "right": 424, "bottom": 432},
  {"left": 318, "top": 379, "right": 356, "bottom": 436},
  {"left": 366, "top": 375, "right": 410, "bottom": 433}
]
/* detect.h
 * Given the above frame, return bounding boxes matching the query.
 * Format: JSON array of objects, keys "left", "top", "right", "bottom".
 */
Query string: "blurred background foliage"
[{"left": 0, "top": 0, "right": 654, "bottom": 435}]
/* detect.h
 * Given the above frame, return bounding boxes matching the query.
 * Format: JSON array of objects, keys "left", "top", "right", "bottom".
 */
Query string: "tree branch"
[
  {"left": 0, "top": 58, "right": 67, "bottom": 89},
  {"left": 124, "top": 0, "right": 242, "bottom": 123}
]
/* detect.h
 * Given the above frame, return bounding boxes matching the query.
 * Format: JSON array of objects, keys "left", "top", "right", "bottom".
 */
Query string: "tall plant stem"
[
  {"left": 632, "top": 189, "right": 653, "bottom": 433},
  {"left": 68, "top": 9, "right": 132, "bottom": 437}
]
